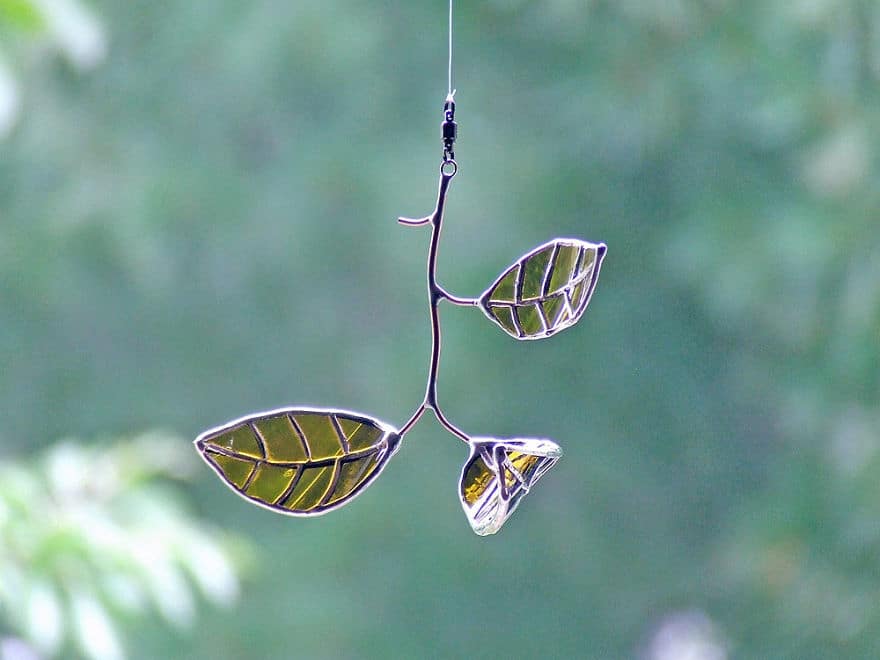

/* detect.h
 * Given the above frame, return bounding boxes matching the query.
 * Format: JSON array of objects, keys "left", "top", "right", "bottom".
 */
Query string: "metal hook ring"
[{"left": 441, "top": 159, "right": 458, "bottom": 177}]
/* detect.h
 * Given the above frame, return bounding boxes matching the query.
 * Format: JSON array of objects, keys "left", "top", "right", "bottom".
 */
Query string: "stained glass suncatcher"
[{"left": 195, "top": 15, "right": 606, "bottom": 534}]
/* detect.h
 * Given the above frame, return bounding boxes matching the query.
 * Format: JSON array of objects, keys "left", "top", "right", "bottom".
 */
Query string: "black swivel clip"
[{"left": 442, "top": 92, "right": 457, "bottom": 162}]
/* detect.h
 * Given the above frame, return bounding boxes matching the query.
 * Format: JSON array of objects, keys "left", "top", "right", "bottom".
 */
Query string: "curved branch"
[
  {"left": 399, "top": 404, "right": 427, "bottom": 438},
  {"left": 398, "top": 215, "right": 432, "bottom": 227},
  {"left": 397, "top": 162, "right": 472, "bottom": 446},
  {"left": 437, "top": 287, "right": 478, "bottom": 306},
  {"left": 432, "top": 406, "right": 470, "bottom": 443}
]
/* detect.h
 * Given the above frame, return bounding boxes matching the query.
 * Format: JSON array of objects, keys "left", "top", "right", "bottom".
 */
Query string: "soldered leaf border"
[
  {"left": 195, "top": 407, "right": 400, "bottom": 517},
  {"left": 480, "top": 238, "right": 606, "bottom": 340}
]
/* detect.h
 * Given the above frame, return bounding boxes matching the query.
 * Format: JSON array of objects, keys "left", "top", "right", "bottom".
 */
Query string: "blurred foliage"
[
  {"left": 0, "top": 434, "right": 246, "bottom": 660},
  {"left": 1, "top": 0, "right": 879, "bottom": 658},
  {"left": 0, "top": 0, "right": 105, "bottom": 136}
]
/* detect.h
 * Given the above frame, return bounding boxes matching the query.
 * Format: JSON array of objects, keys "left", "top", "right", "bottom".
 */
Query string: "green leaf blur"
[{"left": 0, "top": 434, "right": 247, "bottom": 659}]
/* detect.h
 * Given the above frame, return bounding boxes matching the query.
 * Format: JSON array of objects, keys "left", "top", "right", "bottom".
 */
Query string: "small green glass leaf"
[
  {"left": 459, "top": 437, "right": 562, "bottom": 536},
  {"left": 479, "top": 238, "right": 606, "bottom": 340},
  {"left": 195, "top": 407, "right": 400, "bottom": 516}
]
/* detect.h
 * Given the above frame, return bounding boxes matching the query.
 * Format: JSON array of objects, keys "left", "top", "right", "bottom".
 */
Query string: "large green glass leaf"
[
  {"left": 459, "top": 437, "right": 562, "bottom": 536},
  {"left": 479, "top": 238, "right": 606, "bottom": 340},
  {"left": 194, "top": 407, "right": 400, "bottom": 516}
]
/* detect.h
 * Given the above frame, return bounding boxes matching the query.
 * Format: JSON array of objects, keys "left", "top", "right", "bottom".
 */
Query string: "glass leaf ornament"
[
  {"left": 480, "top": 238, "right": 606, "bottom": 340},
  {"left": 459, "top": 438, "right": 563, "bottom": 536},
  {"left": 195, "top": 30, "right": 607, "bottom": 534},
  {"left": 195, "top": 408, "right": 400, "bottom": 516}
]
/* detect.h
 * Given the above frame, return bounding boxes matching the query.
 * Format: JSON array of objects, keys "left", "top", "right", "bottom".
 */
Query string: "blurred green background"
[{"left": 2, "top": 1, "right": 879, "bottom": 658}]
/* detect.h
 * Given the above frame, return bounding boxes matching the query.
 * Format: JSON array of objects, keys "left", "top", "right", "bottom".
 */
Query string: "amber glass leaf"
[
  {"left": 479, "top": 238, "right": 606, "bottom": 340},
  {"left": 459, "top": 437, "right": 562, "bottom": 536},
  {"left": 194, "top": 407, "right": 400, "bottom": 516}
]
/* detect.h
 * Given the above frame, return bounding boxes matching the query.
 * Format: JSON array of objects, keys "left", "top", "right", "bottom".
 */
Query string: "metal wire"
[{"left": 448, "top": 0, "right": 454, "bottom": 95}]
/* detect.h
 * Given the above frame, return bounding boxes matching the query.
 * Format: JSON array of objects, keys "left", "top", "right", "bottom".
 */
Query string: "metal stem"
[
  {"left": 399, "top": 404, "right": 426, "bottom": 437},
  {"left": 438, "top": 287, "right": 478, "bottom": 306},
  {"left": 398, "top": 162, "right": 471, "bottom": 445},
  {"left": 424, "top": 169, "right": 453, "bottom": 410}
]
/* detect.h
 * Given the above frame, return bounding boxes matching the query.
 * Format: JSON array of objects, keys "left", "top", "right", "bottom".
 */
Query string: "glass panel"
[
  {"left": 547, "top": 244, "right": 580, "bottom": 295},
  {"left": 460, "top": 454, "right": 495, "bottom": 505},
  {"left": 507, "top": 484, "right": 528, "bottom": 511},
  {"left": 207, "top": 452, "right": 255, "bottom": 489},
  {"left": 245, "top": 463, "right": 297, "bottom": 504},
  {"left": 520, "top": 245, "right": 554, "bottom": 300},
  {"left": 490, "top": 305, "right": 518, "bottom": 336},
  {"left": 489, "top": 266, "right": 518, "bottom": 303},
  {"left": 556, "top": 302, "right": 571, "bottom": 328},
  {"left": 283, "top": 465, "right": 335, "bottom": 512},
  {"left": 255, "top": 414, "right": 308, "bottom": 463},
  {"left": 532, "top": 458, "right": 557, "bottom": 483},
  {"left": 541, "top": 295, "right": 565, "bottom": 328},
  {"left": 325, "top": 453, "right": 380, "bottom": 505},
  {"left": 473, "top": 487, "right": 501, "bottom": 520},
  {"left": 502, "top": 463, "right": 518, "bottom": 489},
  {"left": 206, "top": 425, "right": 262, "bottom": 459},
  {"left": 515, "top": 304, "right": 544, "bottom": 336},
  {"left": 509, "top": 451, "right": 542, "bottom": 483},
  {"left": 576, "top": 246, "right": 596, "bottom": 278},
  {"left": 292, "top": 413, "right": 344, "bottom": 460},
  {"left": 569, "top": 278, "right": 589, "bottom": 312},
  {"left": 339, "top": 417, "right": 383, "bottom": 452}
]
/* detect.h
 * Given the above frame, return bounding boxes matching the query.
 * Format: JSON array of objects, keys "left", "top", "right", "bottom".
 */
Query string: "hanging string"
[
  {"left": 448, "top": 0, "right": 454, "bottom": 97},
  {"left": 442, "top": 0, "right": 457, "bottom": 163}
]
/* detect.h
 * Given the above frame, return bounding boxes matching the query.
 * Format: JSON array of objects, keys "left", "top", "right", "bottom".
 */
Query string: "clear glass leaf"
[
  {"left": 459, "top": 437, "right": 562, "bottom": 536},
  {"left": 480, "top": 238, "right": 606, "bottom": 340},
  {"left": 195, "top": 407, "right": 400, "bottom": 516}
]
